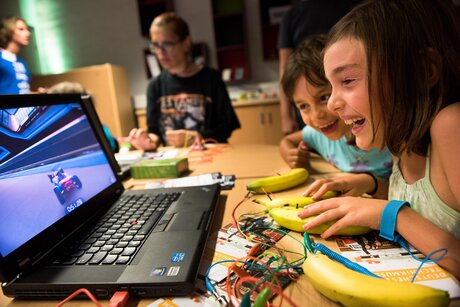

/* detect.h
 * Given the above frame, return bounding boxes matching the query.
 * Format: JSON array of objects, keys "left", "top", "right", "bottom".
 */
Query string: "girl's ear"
[{"left": 425, "top": 47, "right": 442, "bottom": 87}]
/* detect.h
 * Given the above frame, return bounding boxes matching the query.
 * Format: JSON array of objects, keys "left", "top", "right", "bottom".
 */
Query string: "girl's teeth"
[
  {"left": 318, "top": 120, "right": 336, "bottom": 129},
  {"left": 344, "top": 118, "right": 364, "bottom": 125}
]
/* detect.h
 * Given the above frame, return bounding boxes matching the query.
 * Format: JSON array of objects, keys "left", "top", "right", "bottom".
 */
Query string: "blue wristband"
[{"left": 379, "top": 200, "right": 410, "bottom": 242}]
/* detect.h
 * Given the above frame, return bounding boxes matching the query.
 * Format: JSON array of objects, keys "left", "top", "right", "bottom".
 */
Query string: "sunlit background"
[{"left": 19, "top": 0, "right": 69, "bottom": 74}]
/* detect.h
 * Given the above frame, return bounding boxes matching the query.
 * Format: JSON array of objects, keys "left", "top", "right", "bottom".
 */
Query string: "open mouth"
[
  {"left": 318, "top": 119, "right": 338, "bottom": 134},
  {"left": 344, "top": 117, "right": 365, "bottom": 129}
]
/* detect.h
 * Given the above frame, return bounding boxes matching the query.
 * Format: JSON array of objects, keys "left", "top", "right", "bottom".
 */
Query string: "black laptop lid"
[{"left": 0, "top": 94, "right": 124, "bottom": 283}]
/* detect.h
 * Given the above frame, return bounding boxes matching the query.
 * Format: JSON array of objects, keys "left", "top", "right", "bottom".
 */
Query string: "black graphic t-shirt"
[{"left": 146, "top": 66, "right": 240, "bottom": 145}]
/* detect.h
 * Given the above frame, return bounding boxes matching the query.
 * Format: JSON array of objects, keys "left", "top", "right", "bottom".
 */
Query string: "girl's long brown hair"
[{"left": 326, "top": 0, "right": 460, "bottom": 156}]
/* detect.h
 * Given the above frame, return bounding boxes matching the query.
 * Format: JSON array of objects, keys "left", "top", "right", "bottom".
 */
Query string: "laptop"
[{"left": 0, "top": 93, "right": 221, "bottom": 299}]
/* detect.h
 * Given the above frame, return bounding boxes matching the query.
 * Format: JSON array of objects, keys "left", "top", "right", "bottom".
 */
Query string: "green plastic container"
[{"left": 131, "top": 158, "right": 189, "bottom": 179}]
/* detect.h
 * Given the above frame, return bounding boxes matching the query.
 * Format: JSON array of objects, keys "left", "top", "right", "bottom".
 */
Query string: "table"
[
  {"left": 1, "top": 144, "right": 459, "bottom": 306},
  {"left": 122, "top": 144, "right": 341, "bottom": 189}
]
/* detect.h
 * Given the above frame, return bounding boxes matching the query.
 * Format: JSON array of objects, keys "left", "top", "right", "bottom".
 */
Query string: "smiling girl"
[
  {"left": 298, "top": 0, "right": 460, "bottom": 279},
  {"left": 280, "top": 35, "right": 392, "bottom": 199}
]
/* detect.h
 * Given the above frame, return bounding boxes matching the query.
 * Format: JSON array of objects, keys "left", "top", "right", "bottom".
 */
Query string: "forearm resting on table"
[{"left": 395, "top": 207, "right": 460, "bottom": 280}]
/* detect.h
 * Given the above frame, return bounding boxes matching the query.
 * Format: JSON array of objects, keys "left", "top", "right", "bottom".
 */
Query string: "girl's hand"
[
  {"left": 285, "top": 141, "right": 310, "bottom": 168},
  {"left": 302, "top": 173, "right": 378, "bottom": 199},
  {"left": 298, "top": 196, "right": 387, "bottom": 238},
  {"left": 119, "top": 128, "right": 159, "bottom": 151},
  {"left": 165, "top": 129, "right": 198, "bottom": 147}
]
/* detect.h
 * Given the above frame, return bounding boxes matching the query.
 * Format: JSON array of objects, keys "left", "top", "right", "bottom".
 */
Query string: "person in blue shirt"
[
  {"left": 279, "top": 35, "right": 392, "bottom": 199},
  {"left": 0, "top": 16, "right": 32, "bottom": 94}
]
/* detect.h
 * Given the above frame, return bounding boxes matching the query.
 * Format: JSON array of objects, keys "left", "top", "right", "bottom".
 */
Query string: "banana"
[
  {"left": 268, "top": 207, "right": 370, "bottom": 235},
  {"left": 302, "top": 253, "right": 450, "bottom": 306},
  {"left": 254, "top": 191, "right": 338, "bottom": 209},
  {"left": 246, "top": 168, "right": 309, "bottom": 194}
]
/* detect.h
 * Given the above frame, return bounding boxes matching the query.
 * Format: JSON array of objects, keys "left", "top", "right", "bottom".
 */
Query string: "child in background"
[
  {"left": 127, "top": 12, "right": 240, "bottom": 150},
  {"left": 0, "top": 16, "right": 31, "bottom": 94},
  {"left": 299, "top": 0, "right": 460, "bottom": 279},
  {"left": 279, "top": 35, "right": 392, "bottom": 199}
]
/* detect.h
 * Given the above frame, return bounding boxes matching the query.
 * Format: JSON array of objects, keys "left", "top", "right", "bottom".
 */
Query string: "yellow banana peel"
[
  {"left": 268, "top": 207, "right": 370, "bottom": 235},
  {"left": 246, "top": 168, "right": 309, "bottom": 194},
  {"left": 303, "top": 253, "right": 450, "bottom": 306},
  {"left": 254, "top": 190, "right": 338, "bottom": 209}
]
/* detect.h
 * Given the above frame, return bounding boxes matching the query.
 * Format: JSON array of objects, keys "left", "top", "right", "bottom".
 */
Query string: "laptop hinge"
[
  {"left": 18, "top": 256, "right": 32, "bottom": 270},
  {"left": 2, "top": 272, "right": 21, "bottom": 287},
  {"left": 3, "top": 256, "right": 35, "bottom": 286}
]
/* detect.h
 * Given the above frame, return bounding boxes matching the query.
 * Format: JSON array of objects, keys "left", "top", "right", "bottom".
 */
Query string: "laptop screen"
[{"left": 0, "top": 100, "right": 117, "bottom": 258}]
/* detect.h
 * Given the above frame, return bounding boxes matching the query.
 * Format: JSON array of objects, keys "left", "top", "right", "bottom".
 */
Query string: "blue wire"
[
  {"left": 393, "top": 236, "right": 448, "bottom": 282},
  {"left": 205, "top": 259, "right": 235, "bottom": 291},
  {"left": 311, "top": 242, "right": 382, "bottom": 278},
  {"left": 411, "top": 248, "right": 448, "bottom": 282},
  {"left": 303, "top": 232, "right": 449, "bottom": 283}
]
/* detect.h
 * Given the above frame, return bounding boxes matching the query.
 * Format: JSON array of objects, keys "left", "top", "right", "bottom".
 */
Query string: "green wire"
[
  {"left": 236, "top": 211, "right": 308, "bottom": 269},
  {"left": 228, "top": 202, "right": 311, "bottom": 303},
  {"left": 303, "top": 232, "right": 315, "bottom": 254}
]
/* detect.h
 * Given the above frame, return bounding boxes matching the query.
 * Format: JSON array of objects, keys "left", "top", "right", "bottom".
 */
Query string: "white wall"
[{"left": 1, "top": 0, "right": 279, "bottom": 98}]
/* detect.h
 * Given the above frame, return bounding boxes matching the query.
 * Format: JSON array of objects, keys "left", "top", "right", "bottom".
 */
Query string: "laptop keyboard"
[{"left": 52, "top": 192, "right": 181, "bottom": 266}]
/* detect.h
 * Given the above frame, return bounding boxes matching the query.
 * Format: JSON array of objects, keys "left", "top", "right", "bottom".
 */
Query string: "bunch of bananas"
[
  {"left": 246, "top": 168, "right": 309, "bottom": 194},
  {"left": 256, "top": 193, "right": 369, "bottom": 235},
  {"left": 303, "top": 253, "right": 450, "bottom": 306}
]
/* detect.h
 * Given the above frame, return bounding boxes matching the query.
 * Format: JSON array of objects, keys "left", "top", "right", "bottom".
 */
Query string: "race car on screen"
[{"left": 48, "top": 168, "right": 82, "bottom": 204}]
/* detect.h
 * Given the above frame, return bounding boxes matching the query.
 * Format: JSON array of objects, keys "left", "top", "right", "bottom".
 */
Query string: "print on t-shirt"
[{"left": 159, "top": 93, "right": 209, "bottom": 140}]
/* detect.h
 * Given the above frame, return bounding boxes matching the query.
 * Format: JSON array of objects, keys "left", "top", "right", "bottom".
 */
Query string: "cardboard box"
[{"left": 130, "top": 158, "right": 189, "bottom": 179}]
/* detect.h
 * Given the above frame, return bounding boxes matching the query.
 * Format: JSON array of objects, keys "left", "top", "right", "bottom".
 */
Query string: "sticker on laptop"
[
  {"left": 150, "top": 267, "right": 166, "bottom": 277},
  {"left": 171, "top": 252, "right": 185, "bottom": 262},
  {"left": 167, "top": 266, "right": 180, "bottom": 276}
]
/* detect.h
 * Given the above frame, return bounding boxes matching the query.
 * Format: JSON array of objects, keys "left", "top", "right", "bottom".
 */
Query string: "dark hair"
[
  {"left": 150, "top": 12, "right": 190, "bottom": 41},
  {"left": 326, "top": 0, "right": 460, "bottom": 156},
  {"left": 0, "top": 16, "right": 27, "bottom": 48},
  {"left": 281, "top": 34, "right": 329, "bottom": 101}
]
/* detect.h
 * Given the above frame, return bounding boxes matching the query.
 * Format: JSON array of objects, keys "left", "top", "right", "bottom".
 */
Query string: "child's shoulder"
[
  {"left": 430, "top": 102, "right": 460, "bottom": 151},
  {"left": 432, "top": 102, "right": 460, "bottom": 133}
]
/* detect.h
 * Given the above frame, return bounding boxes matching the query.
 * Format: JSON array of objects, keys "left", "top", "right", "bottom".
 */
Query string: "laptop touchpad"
[{"left": 166, "top": 211, "right": 205, "bottom": 231}]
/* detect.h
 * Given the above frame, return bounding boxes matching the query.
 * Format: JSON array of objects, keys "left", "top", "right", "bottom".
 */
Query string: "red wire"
[
  {"left": 227, "top": 195, "right": 302, "bottom": 306},
  {"left": 56, "top": 288, "right": 102, "bottom": 307},
  {"left": 226, "top": 254, "right": 285, "bottom": 306}
]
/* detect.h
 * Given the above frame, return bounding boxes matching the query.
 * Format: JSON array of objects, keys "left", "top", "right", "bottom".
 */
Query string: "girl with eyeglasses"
[{"left": 126, "top": 12, "right": 240, "bottom": 150}]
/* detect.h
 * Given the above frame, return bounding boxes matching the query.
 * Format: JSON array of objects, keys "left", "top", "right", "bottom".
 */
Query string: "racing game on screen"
[{"left": 0, "top": 102, "right": 116, "bottom": 257}]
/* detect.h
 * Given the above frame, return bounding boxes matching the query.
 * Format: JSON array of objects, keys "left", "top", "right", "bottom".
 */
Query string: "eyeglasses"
[{"left": 149, "top": 40, "right": 181, "bottom": 53}]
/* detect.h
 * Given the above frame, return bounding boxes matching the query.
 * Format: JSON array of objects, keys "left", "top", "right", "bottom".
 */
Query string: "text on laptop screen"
[{"left": 0, "top": 102, "right": 116, "bottom": 257}]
